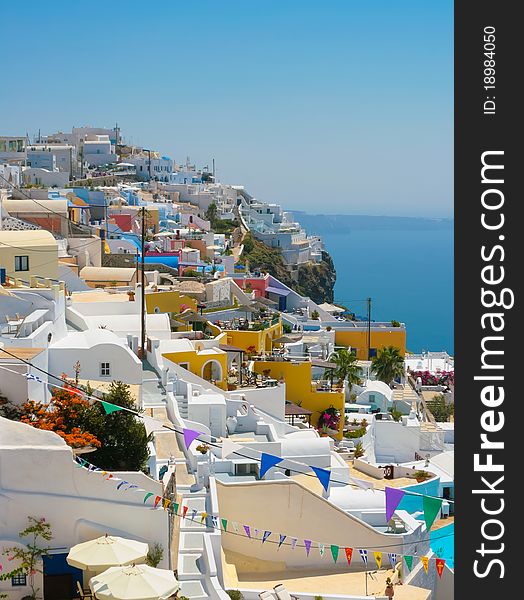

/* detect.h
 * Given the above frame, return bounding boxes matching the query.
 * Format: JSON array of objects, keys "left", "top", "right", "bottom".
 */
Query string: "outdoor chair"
[
  {"left": 76, "top": 581, "right": 93, "bottom": 600},
  {"left": 273, "top": 584, "right": 299, "bottom": 600}
]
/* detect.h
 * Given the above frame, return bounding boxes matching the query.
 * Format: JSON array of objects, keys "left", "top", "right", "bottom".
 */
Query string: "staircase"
[{"left": 176, "top": 394, "right": 189, "bottom": 419}]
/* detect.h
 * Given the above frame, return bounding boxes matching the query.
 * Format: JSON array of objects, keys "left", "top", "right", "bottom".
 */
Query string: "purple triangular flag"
[
  {"left": 278, "top": 534, "right": 286, "bottom": 548},
  {"left": 262, "top": 530, "right": 272, "bottom": 543},
  {"left": 385, "top": 487, "right": 405, "bottom": 522},
  {"left": 183, "top": 428, "right": 202, "bottom": 449},
  {"left": 243, "top": 525, "right": 251, "bottom": 539},
  {"left": 304, "top": 539, "right": 312, "bottom": 556}
]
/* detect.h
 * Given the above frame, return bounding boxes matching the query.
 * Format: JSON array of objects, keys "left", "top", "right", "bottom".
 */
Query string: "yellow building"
[
  {"left": 162, "top": 340, "right": 228, "bottom": 390},
  {"left": 252, "top": 359, "right": 345, "bottom": 439},
  {"left": 0, "top": 229, "right": 58, "bottom": 282},
  {"left": 145, "top": 290, "right": 197, "bottom": 315},
  {"left": 79, "top": 266, "right": 137, "bottom": 288},
  {"left": 335, "top": 327, "right": 406, "bottom": 359},
  {"left": 222, "top": 317, "right": 282, "bottom": 355}
]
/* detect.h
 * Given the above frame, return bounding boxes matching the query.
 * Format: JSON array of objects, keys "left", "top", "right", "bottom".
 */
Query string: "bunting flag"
[
  {"left": 173, "top": 503, "right": 179, "bottom": 515},
  {"left": 143, "top": 492, "right": 154, "bottom": 503},
  {"left": 26, "top": 373, "right": 44, "bottom": 383},
  {"left": 435, "top": 558, "right": 446, "bottom": 578},
  {"left": 330, "top": 545, "right": 339, "bottom": 563},
  {"left": 143, "top": 416, "right": 167, "bottom": 436},
  {"left": 359, "top": 549, "right": 368, "bottom": 566},
  {"left": 221, "top": 518, "right": 228, "bottom": 532},
  {"left": 154, "top": 496, "right": 162, "bottom": 509},
  {"left": 374, "top": 551, "right": 382, "bottom": 569},
  {"left": 304, "top": 540, "right": 312, "bottom": 556},
  {"left": 319, "top": 543, "right": 325, "bottom": 557},
  {"left": 345, "top": 547, "right": 353, "bottom": 567},
  {"left": 101, "top": 401, "right": 125, "bottom": 414},
  {"left": 190, "top": 509, "right": 198, "bottom": 521},
  {"left": 385, "top": 487, "right": 405, "bottom": 522},
  {"left": 200, "top": 512, "right": 207, "bottom": 524},
  {"left": 211, "top": 516, "right": 218, "bottom": 529},
  {"left": 350, "top": 476, "right": 375, "bottom": 490},
  {"left": 291, "top": 538, "right": 298, "bottom": 550},
  {"left": 278, "top": 534, "right": 286, "bottom": 549},
  {"left": 221, "top": 438, "right": 242, "bottom": 459},
  {"left": 423, "top": 495, "right": 443, "bottom": 531},
  {"left": 260, "top": 453, "right": 284, "bottom": 478},
  {"left": 262, "top": 531, "right": 272, "bottom": 544},
  {"left": 244, "top": 525, "right": 252, "bottom": 539},
  {"left": 420, "top": 556, "right": 429, "bottom": 574},
  {"left": 404, "top": 556, "right": 413, "bottom": 572},
  {"left": 116, "top": 481, "right": 129, "bottom": 490},
  {"left": 312, "top": 466, "right": 331, "bottom": 493},
  {"left": 182, "top": 506, "right": 189, "bottom": 518},
  {"left": 163, "top": 498, "right": 170, "bottom": 510},
  {"left": 231, "top": 521, "right": 239, "bottom": 533},
  {"left": 183, "top": 428, "right": 202, "bottom": 450},
  {"left": 254, "top": 528, "right": 259, "bottom": 538},
  {"left": 388, "top": 553, "right": 397, "bottom": 569}
]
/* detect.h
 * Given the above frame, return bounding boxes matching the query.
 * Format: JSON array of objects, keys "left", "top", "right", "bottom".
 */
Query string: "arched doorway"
[{"left": 202, "top": 360, "right": 223, "bottom": 383}]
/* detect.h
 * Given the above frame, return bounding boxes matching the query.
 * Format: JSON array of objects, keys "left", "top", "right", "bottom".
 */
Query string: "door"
[{"left": 44, "top": 574, "right": 72, "bottom": 600}]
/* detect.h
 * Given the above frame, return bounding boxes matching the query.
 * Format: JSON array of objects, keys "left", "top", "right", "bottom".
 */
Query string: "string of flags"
[{"left": 73, "top": 454, "right": 449, "bottom": 578}]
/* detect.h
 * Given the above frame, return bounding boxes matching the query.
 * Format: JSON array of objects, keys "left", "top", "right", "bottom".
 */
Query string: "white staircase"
[{"left": 176, "top": 394, "right": 189, "bottom": 418}]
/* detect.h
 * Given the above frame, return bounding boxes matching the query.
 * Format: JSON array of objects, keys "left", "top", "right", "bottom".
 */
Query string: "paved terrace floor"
[{"left": 223, "top": 551, "right": 430, "bottom": 599}]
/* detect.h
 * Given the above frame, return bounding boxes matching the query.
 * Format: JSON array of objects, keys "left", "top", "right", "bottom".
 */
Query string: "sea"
[{"left": 295, "top": 213, "right": 454, "bottom": 355}]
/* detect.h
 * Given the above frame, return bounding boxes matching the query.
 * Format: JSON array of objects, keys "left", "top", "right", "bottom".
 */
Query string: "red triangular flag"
[
  {"left": 435, "top": 558, "right": 446, "bottom": 578},
  {"left": 154, "top": 496, "right": 162, "bottom": 508},
  {"left": 182, "top": 505, "right": 189, "bottom": 518},
  {"left": 345, "top": 547, "right": 353, "bottom": 567}
]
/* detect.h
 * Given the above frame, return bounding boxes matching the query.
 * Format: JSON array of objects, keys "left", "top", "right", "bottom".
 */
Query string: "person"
[{"left": 385, "top": 577, "right": 395, "bottom": 598}]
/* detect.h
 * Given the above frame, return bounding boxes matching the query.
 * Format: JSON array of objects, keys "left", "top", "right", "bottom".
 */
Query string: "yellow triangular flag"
[
  {"left": 200, "top": 511, "right": 207, "bottom": 523},
  {"left": 374, "top": 551, "right": 382, "bottom": 569},
  {"left": 163, "top": 498, "right": 170, "bottom": 510},
  {"left": 420, "top": 556, "right": 429, "bottom": 574}
]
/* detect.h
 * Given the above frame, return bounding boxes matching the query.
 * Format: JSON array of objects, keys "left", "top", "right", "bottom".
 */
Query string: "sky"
[{"left": 1, "top": 1, "right": 453, "bottom": 217}]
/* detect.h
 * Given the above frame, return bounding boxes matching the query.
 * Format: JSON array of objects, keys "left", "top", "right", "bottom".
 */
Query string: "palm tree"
[
  {"left": 371, "top": 346, "right": 405, "bottom": 385},
  {"left": 329, "top": 348, "right": 362, "bottom": 390}
]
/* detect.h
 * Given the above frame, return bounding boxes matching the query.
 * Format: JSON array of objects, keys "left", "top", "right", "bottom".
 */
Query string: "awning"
[
  {"left": 266, "top": 286, "right": 291, "bottom": 296},
  {"left": 311, "top": 359, "right": 337, "bottom": 369},
  {"left": 219, "top": 344, "right": 245, "bottom": 353},
  {"left": 285, "top": 402, "right": 313, "bottom": 416}
]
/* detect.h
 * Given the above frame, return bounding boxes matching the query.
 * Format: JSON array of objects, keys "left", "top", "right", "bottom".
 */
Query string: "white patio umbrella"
[
  {"left": 66, "top": 535, "right": 149, "bottom": 571},
  {"left": 89, "top": 564, "right": 179, "bottom": 600}
]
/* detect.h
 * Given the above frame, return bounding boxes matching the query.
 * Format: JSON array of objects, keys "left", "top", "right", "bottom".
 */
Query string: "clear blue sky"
[{"left": 1, "top": 0, "right": 453, "bottom": 217}]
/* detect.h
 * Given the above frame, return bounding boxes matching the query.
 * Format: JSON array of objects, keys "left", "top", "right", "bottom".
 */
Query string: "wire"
[{"left": 0, "top": 347, "right": 454, "bottom": 505}]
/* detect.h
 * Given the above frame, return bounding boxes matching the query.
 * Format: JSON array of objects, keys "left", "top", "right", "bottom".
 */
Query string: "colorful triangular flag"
[
  {"left": 173, "top": 502, "right": 179, "bottom": 515},
  {"left": 420, "top": 556, "right": 429, "bottom": 574},
  {"left": 101, "top": 401, "right": 125, "bottom": 414},
  {"left": 291, "top": 538, "right": 298, "bottom": 550},
  {"left": 182, "top": 505, "right": 189, "bottom": 518},
  {"left": 244, "top": 525, "right": 251, "bottom": 539},
  {"left": 359, "top": 549, "right": 368, "bottom": 566},
  {"left": 388, "top": 553, "right": 397, "bottom": 569},
  {"left": 374, "top": 551, "right": 382, "bottom": 569},
  {"left": 385, "top": 487, "right": 405, "bottom": 522},
  {"left": 312, "top": 466, "right": 331, "bottom": 492},
  {"left": 262, "top": 531, "right": 272, "bottom": 544},
  {"left": 260, "top": 453, "right": 283, "bottom": 478},
  {"left": 231, "top": 521, "right": 239, "bottom": 533},
  {"left": 190, "top": 509, "right": 197, "bottom": 521},
  {"left": 330, "top": 545, "right": 339, "bottom": 563},
  {"left": 154, "top": 496, "right": 162, "bottom": 509},
  {"left": 183, "top": 428, "right": 202, "bottom": 450},
  {"left": 211, "top": 516, "right": 218, "bottom": 529},
  {"left": 423, "top": 496, "right": 443, "bottom": 531},
  {"left": 200, "top": 511, "right": 207, "bottom": 524},
  {"left": 221, "top": 438, "right": 242, "bottom": 459},
  {"left": 221, "top": 518, "right": 228, "bottom": 532},
  {"left": 163, "top": 498, "right": 170, "bottom": 510},
  {"left": 143, "top": 416, "right": 166, "bottom": 436},
  {"left": 345, "top": 547, "right": 353, "bottom": 567},
  {"left": 319, "top": 543, "right": 325, "bottom": 557},
  {"left": 304, "top": 540, "right": 312, "bottom": 556},
  {"left": 404, "top": 555, "right": 413, "bottom": 572},
  {"left": 435, "top": 558, "right": 446, "bottom": 578},
  {"left": 278, "top": 534, "right": 286, "bottom": 549}
]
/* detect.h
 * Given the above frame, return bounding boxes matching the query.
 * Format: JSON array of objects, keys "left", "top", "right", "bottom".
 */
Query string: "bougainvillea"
[
  {"left": 411, "top": 370, "right": 454, "bottom": 387},
  {"left": 318, "top": 405, "right": 341, "bottom": 431}
]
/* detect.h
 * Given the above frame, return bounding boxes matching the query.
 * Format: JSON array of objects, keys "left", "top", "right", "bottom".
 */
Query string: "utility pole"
[
  {"left": 367, "top": 297, "right": 372, "bottom": 361},
  {"left": 140, "top": 207, "right": 147, "bottom": 359}
]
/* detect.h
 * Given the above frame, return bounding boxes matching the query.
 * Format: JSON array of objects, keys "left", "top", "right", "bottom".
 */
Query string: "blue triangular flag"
[
  {"left": 260, "top": 453, "right": 283, "bottom": 478},
  {"left": 359, "top": 549, "right": 368, "bottom": 566},
  {"left": 278, "top": 534, "right": 286, "bottom": 548},
  {"left": 262, "top": 530, "right": 272, "bottom": 543},
  {"left": 312, "top": 466, "right": 331, "bottom": 492}
]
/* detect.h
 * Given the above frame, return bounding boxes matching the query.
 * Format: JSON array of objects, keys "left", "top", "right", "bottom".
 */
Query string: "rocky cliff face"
[{"left": 241, "top": 234, "right": 336, "bottom": 304}]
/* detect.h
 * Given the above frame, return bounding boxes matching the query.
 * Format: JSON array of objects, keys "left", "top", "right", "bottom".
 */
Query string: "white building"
[
  {"left": 26, "top": 144, "right": 76, "bottom": 175},
  {"left": 82, "top": 135, "right": 118, "bottom": 167},
  {"left": 128, "top": 154, "right": 174, "bottom": 182}
]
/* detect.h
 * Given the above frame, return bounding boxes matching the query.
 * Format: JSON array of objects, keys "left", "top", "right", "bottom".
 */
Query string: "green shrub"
[{"left": 226, "top": 591, "right": 244, "bottom": 600}]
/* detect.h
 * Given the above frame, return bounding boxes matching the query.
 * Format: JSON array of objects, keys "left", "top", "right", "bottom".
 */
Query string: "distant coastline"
[{"left": 291, "top": 211, "right": 453, "bottom": 234}]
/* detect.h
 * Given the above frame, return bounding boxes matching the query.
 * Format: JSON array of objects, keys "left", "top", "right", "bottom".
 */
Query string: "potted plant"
[
  {"left": 196, "top": 443, "right": 210, "bottom": 455},
  {"left": 414, "top": 470, "right": 432, "bottom": 483}
]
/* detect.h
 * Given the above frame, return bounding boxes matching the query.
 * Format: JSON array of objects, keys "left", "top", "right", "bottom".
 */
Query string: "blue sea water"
[{"left": 321, "top": 227, "right": 454, "bottom": 354}]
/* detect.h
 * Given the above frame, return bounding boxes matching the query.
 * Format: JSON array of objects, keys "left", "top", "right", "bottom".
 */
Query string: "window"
[
  {"left": 100, "top": 362, "right": 111, "bottom": 377},
  {"left": 15, "top": 255, "right": 29, "bottom": 271},
  {"left": 11, "top": 574, "right": 27, "bottom": 587}
]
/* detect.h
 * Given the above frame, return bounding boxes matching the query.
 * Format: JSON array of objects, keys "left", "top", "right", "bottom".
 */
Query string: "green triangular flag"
[
  {"left": 404, "top": 555, "right": 413, "bottom": 571},
  {"left": 330, "top": 545, "right": 339, "bottom": 563},
  {"left": 423, "top": 495, "right": 443, "bottom": 531},
  {"left": 173, "top": 503, "right": 179, "bottom": 515},
  {"left": 221, "top": 518, "right": 228, "bottom": 532},
  {"left": 101, "top": 401, "right": 124, "bottom": 414}
]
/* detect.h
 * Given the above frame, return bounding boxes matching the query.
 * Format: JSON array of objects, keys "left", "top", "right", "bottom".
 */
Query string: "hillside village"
[{"left": 1, "top": 127, "right": 453, "bottom": 600}]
